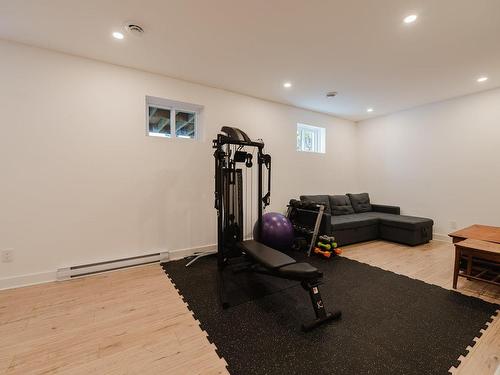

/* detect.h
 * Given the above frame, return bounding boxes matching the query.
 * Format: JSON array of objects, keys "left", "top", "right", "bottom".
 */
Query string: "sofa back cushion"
[
  {"left": 299, "top": 195, "right": 331, "bottom": 214},
  {"left": 347, "top": 193, "right": 372, "bottom": 213},
  {"left": 329, "top": 195, "right": 355, "bottom": 215}
]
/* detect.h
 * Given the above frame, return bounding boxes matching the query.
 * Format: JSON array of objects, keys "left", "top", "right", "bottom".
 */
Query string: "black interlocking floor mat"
[{"left": 162, "top": 255, "right": 498, "bottom": 375}]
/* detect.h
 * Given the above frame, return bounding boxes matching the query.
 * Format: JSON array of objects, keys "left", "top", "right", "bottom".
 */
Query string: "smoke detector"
[
  {"left": 126, "top": 24, "right": 144, "bottom": 36},
  {"left": 326, "top": 91, "right": 338, "bottom": 98}
]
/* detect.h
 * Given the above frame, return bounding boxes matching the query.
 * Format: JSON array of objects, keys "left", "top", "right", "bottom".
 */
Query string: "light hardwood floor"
[
  {"left": 0, "top": 240, "right": 498, "bottom": 374},
  {"left": 342, "top": 240, "right": 500, "bottom": 375},
  {"left": 0, "top": 265, "right": 228, "bottom": 374}
]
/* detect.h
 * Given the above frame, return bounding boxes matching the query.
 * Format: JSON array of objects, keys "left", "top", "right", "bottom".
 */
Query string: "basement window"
[
  {"left": 296, "top": 123, "right": 326, "bottom": 153},
  {"left": 146, "top": 96, "right": 202, "bottom": 139}
]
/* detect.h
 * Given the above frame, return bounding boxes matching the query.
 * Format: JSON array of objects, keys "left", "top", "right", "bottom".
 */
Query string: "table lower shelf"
[
  {"left": 453, "top": 240, "right": 500, "bottom": 289},
  {"left": 457, "top": 257, "right": 500, "bottom": 286},
  {"left": 457, "top": 269, "right": 500, "bottom": 287}
]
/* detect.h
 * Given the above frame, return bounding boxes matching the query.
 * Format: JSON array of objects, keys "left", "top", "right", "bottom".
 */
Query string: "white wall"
[
  {"left": 357, "top": 88, "right": 500, "bottom": 237},
  {"left": 0, "top": 40, "right": 358, "bottom": 288}
]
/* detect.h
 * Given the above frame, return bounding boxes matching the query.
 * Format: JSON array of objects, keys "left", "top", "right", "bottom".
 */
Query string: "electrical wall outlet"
[
  {"left": 450, "top": 221, "right": 458, "bottom": 230},
  {"left": 1, "top": 249, "right": 14, "bottom": 263}
]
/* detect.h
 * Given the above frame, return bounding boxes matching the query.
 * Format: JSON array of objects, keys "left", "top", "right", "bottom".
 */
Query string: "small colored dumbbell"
[
  {"left": 317, "top": 242, "right": 331, "bottom": 250},
  {"left": 319, "top": 235, "right": 335, "bottom": 243},
  {"left": 314, "top": 247, "right": 332, "bottom": 258}
]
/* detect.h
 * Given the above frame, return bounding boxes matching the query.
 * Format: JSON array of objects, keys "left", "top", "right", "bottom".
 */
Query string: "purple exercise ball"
[{"left": 253, "top": 212, "right": 294, "bottom": 252}]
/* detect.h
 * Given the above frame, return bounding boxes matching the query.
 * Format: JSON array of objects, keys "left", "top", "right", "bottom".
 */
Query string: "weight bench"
[{"left": 237, "top": 240, "right": 341, "bottom": 331}]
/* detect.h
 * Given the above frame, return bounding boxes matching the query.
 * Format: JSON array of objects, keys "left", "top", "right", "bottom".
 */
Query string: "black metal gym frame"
[
  {"left": 213, "top": 127, "right": 270, "bottom": 270},
  {"left": 213, "top": 126, "right": 341, "bottom": 331}
]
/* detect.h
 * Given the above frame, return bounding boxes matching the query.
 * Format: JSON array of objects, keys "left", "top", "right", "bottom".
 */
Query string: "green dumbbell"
[{"left": 317, "top": 242, "right": 331, "bottom": 250}]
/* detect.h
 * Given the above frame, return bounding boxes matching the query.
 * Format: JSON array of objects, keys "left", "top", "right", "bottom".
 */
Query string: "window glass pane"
[
  {"left": 296, "top": 123, "right": 325, "bottom": 153},
  {"left": 175, "top": 111, "right": 196, "bottom": 139},
  {"left": 149, "top": 106, "right": 171, "bottom": 137},
  {"left": 303, "top": 129, "right": 314, "bottom": 151}
]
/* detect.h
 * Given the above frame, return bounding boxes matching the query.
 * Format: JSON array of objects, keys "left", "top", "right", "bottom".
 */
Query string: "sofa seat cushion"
[
  {"left": 359, "top": 212, "right": 401, "bottom": 220},
  {"left": 329, "top": 195, "right": 355, "bottom": 215},
  {"left": 347, "top": 193, "right": 372, "bottom": 213},
  {"left": 300, "top": 195, "right": 331, "bottom": 214},
  {"left": 378, "top": 215, "right": 434, "bottom": 230},
  {"left": 331, "top": 213, "right": 379, "bottom": 230}
]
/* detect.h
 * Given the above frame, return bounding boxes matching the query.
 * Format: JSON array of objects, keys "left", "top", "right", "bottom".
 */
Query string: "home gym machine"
[{"left": 213, "top": 126, "right": 341, "bottom": 331}]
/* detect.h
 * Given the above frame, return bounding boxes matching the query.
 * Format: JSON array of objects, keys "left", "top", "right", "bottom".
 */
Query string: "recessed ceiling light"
[
  {"left": 326, "top": 91, "right": 338, "bottom": 98},
  {"left": 112, "top": 31, "right": 124, "bottom": 40},
  {"left": 283, "top": 82, "right": 292, "bottom": 88},
  {"left": 367, "top": 108, "right": 374, "bottom": 113},
  {"left": 403, "top": 14, "right": 418, "bottom": 24},
  {"left": 477, "top": 76, "right": 488, "bottom": 83}
]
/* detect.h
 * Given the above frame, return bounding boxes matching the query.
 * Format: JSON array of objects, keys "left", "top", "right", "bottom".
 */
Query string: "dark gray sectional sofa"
[{"left": 298, "top": 193, "right": 433, "bottom": 246}]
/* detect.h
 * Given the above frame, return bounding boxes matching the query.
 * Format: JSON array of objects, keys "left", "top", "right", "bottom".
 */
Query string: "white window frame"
[
  {"left": 296, "top": 123, "right": 326, "bottom": 154},
  {"left": 146, "top": 96, "right": 202, "bottom": 140}
]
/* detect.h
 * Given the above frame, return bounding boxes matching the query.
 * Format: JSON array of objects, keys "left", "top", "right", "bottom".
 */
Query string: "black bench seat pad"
[
  {"left": 241, "top": 240, "right": 321, "bottom": 279},
  {"left": 241, "top": 240, "right": 295, "bottom": 269}
]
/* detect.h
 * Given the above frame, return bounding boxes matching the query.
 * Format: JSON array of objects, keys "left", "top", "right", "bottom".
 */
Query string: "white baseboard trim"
[
  {"left": 0, "top": 234, "right": 459, "bottom": 291},
  {"left": 0, "top": 270, "right": 57, "bottom": 291},
  {"left": 0, "top": 243, "right": 217, "bottom": 291},
  {"left": 432, "top": 233, "right": 452, "bottom": 243}
]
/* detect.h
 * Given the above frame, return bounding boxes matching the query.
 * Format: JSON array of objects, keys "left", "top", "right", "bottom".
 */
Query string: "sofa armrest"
[
  {"left": 372, "top": 204, "right": 400, "bottom": 215},
  {"left": 292, "top": 208, "right": 331, "bottom": 235}
]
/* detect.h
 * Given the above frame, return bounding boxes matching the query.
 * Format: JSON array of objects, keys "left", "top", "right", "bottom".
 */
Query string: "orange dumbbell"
[{"left": 314, "top": 247, "right": 332, "bottom": 258}]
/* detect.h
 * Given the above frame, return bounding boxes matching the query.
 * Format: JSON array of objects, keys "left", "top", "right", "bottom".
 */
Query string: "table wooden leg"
[
  {"left": 466, "top": 254, "right": 473, "bottom": 280},
  {"left": 453, "top": 246, "right": 461, "bottom": 289}
]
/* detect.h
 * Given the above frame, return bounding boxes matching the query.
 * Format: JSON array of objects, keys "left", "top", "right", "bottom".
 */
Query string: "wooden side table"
[
  {"left": 452, "top": 238, "right": 500, "bottom": 288},
  {"left": 449, "top": 224, "right": 500, "bottom": 244}
]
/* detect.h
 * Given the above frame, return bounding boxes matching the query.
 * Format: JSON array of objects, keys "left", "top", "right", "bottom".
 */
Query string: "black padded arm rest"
[
  {"left": 292, "top": 208, "right": 331, "bottom": 235},
  {"left": 240, "top": 240, "right": 296, "bottom": 269},
  {"left": 372, "top": 204, "right": 400, "bottom": 215}
]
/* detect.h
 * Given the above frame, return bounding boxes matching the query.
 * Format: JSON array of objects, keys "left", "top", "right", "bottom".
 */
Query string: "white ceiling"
[{"left": 1, "top": 0, "right": 499, "bottom": 121}]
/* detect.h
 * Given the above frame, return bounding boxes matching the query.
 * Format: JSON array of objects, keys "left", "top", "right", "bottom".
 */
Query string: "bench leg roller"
[{"left": 301, "top": 282, "right": 342, "bottom": 332}]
